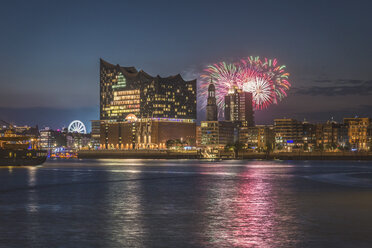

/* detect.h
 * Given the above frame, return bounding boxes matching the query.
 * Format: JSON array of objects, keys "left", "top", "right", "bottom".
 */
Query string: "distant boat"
[
  {"left": 0, "top": 149, "right": 47, "bottom": 166},
  {"left": 0, "top": 131, "right": 47, "bottom": 166}
]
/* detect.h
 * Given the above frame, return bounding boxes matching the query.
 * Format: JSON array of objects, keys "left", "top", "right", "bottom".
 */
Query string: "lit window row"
[
  {"left": 113, "top": 100, "right": 140, "bottom": 105},
  {"left": 115, "top": 90, "right": 140, "bottom": 96}
]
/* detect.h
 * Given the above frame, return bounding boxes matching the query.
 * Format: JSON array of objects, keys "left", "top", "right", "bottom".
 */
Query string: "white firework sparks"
[{"left": 242, "top": 77, "right": 273, "bottom": 109}]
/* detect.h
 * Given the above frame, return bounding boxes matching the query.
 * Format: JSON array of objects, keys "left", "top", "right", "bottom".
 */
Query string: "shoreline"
[{"left": 78, "top": 150, "right": 372, "bottom": 161}]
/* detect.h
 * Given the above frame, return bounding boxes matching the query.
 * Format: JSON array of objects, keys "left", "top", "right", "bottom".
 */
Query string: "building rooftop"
[{"left": 100, "top": 58, "right": 194, "bottom": 83}]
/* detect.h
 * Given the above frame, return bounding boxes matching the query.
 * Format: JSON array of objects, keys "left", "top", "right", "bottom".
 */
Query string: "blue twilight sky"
[{"left": 0, "top": 0, "right": 372, "bottom": 130}]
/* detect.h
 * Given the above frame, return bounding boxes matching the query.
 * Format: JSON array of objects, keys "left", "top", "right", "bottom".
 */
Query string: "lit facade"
[
  {"left": 91, "top": 120, "right": 101, "bottom": 149},
  {"left": 302, "top": 122, "right": 317, "bottom": 150},
  {"left": 196, "top": 125, "right": 201, "bottom": 147},
  {"left": 315, "top": 121, "right": 349, "bottom": 150},
  {"left": 239, "top": 125, "right": 274, "bottom": 150},
  {"left": 99, "top": 59, "right": 197, "bottom": 149},
  {"left": 344, "top": 117, "right": 371, "bottom": 150},
  {"left": 224, "top": 87, "right": 254, "bottom": 126},
  {"left": 200, "top": 121, "right": 235, "bottom": 148},
  {"left": 100, "top": 119, "right": 196, "bottom": 149},
  {"left": 274, "top": 118, "right": 304, "bottom": 150},
  {"left": 39, "top": 128, "right": 56, "bottom": 150},
  {"left": 100, "top": 59, "right": 196, "bottom": 121},
  {"left": 66, "top": 133, "right": 92, "bottom": 149}
]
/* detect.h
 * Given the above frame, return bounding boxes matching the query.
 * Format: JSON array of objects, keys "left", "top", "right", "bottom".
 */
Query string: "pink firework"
[
  {"left": 199, "top": 56, "right": 290, "bottom": 112},
  {"left": 199, "top": 62, "right": 240, "bottom": 115}
]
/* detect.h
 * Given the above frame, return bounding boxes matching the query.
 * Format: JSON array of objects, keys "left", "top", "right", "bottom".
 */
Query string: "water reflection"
[
  {"left": 26, "top": 166, "right": 42, "bottom": 246},
  {"left": 227, "top": 169, "right": 276, "bottom": 247},
  {"left": 1, "top": 160, "right": 371, "bottom": 247},
  {"left": 202, "top": 165, "right": 300, "bottom": 247},
  {"left": 103, "top": 168, "right": 147, "bottom": 247},
  {"left": 26, "top": 167, "right": 38, "bottom": 213}
]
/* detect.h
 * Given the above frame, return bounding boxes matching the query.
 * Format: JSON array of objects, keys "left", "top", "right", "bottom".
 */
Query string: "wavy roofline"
[{"left": 100, "top": 58, "right": 196, "bottom": 83}]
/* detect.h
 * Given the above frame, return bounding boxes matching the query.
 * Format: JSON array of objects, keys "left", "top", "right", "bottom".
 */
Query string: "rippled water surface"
[{"left": 1, "top": 159, "right": 372, "bottom": 247}]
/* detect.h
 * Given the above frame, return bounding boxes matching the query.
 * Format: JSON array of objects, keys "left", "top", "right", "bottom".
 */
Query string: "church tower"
[{"left": 206, "top": 79, "right": 218, "bottom": 121}]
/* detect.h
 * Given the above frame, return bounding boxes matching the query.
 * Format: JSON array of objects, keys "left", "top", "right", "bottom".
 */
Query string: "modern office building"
[
  {"left": 99, "top": 59, "right": 197, "bottom": 149},
  {"left": 100, "top": 59, "right": 196, "bottom": 121},
  {"left": 39, "top": 128, "right": 56, "bottom": 150},
  {"left": 224, "top": 87, "right": 254, "bottom": 126},
  {"left": 91, "top": 120, "right": 101, "bottom": 149}
]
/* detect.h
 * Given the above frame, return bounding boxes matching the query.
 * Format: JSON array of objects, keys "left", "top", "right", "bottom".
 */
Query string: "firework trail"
[
  {"left": 199, "top": 62, "right": 240, "bottom": 113},
  {"left": 199, "top": 56, "right": 290, "bottom": 112},
  {"left": 242, "top": 56, "right": 291, "bottom": 104}
]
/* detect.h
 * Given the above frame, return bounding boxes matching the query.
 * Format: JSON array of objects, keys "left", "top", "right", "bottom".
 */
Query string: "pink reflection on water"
[
  {"left": 203, "top": 165, "right": 298, "bottom": 247},
  {"left": 226, "top": 169, "right": 276, "bottom": 247}
]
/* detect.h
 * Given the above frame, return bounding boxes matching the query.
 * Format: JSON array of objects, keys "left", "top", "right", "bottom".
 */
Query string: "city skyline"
[
  {"left": 1, "top": 0, "right": 372, "bottom": 129},
  {"left": 1, "top": 2, "right": 372, "bottom": 247}
]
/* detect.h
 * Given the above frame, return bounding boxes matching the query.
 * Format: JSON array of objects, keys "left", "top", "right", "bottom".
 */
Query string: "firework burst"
[
  {"left": 242, "top": 76, "right": 273, "bottom": 109},
  {"left": 241, "top": 56, "right": 291, "bottom": 104},
  {"left": 199, "top": 62, "right": 240, "bottom": 111},
  {"left": 199, "top": 56, "right": 291, "bottom": 112}
]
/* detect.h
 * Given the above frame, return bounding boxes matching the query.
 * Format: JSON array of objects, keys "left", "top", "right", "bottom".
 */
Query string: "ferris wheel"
[{"left": 68, "top": 120, "right": 87, "bottom": 134}]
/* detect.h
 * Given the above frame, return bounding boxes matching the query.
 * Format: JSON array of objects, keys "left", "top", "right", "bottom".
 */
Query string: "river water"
[{"left": 0, "top": 159, "right": 372, "bottom": 247}]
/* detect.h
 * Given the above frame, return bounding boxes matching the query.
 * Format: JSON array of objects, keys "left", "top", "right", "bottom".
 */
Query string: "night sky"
[{"left": 1, "top": 0, "right": 372, "bottom": 131}]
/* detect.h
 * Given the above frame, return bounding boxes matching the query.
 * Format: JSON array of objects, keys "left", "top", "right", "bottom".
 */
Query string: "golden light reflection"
[
  {"left": 105, "top": 169, "right": 147, "bottom": 246},
  {"left": 26, "top": 166, "right": 39, "bottom": 214},
  {"left": 27, "top": 166, "right": 37, "bottom": 187}
]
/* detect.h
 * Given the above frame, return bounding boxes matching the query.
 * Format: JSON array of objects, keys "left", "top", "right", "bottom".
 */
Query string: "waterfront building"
[
  {"left": 239, "top": 125, "right": 275, "bottom": 151},
  {"left": 66, "top": 133, "right": 92, "bottom": 149},
  {"left": 315, "top": 121, "right": 349, "bottom": 151},
  {"left": 224, "top": 87, "right": 254, "bottom": 126},
  {"left": 40, "top": 128, "right": 70, "bottom": 150},
  {"left": 302, "top": 121, "right": 317, "bottom": 151},
  {"left": 206, "top": 80, "right": 218, "bottom": 121},
  {"left": 200, "top": 121, "right": 235, "bottom": 148},
  {"left": 99, "top": 59, "right": 197, "bottom": 149},
  {"left": 100, "top": 118, "right": 195, "bottom": 149},
  {"left": 274, "top": 118, "right": 304, "bottom": 151},
  {"left": 91, "top": 120, "right": 101, "bottom": 149},
  {"left": 344, "top": 117, "right": 371, "bottom": 151},
  {"left": 196, "top": 125, "right": 201, "bottom": 147},
  {"left": 100, "top": 59, "right": 196, "bottom": 121},
  {"left": 39, "top": 128, "right": 56, "bottom": 150},
  {"left": 239, "top": 126, "right": 258, "bottom": 149}
]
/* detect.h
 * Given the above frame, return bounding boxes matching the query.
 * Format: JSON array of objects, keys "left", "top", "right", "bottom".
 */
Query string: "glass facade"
[
  {"left": 224, "top": 87, "right": 254, "bottom": 126},
  {"left": 100, "top": 59, "right": 196, "bottom": 122}
]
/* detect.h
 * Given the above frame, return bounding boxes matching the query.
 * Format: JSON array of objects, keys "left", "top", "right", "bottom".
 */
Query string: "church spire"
[{"left": 206, "top": 78, "right": 218, "bottom": 121}]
